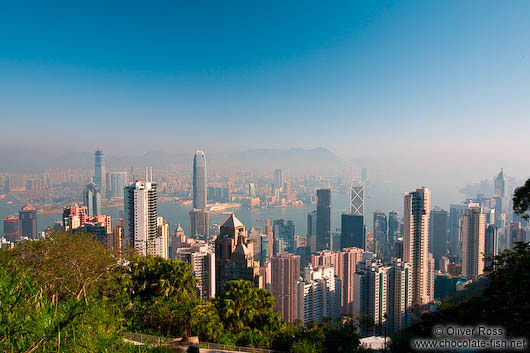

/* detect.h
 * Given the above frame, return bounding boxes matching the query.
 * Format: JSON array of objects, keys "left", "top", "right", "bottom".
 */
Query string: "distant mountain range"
[{"left": 0, "top": 147, "right": 343, "bottom": 174}]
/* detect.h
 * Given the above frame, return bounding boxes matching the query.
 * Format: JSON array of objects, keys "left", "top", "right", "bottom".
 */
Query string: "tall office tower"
[
  {"left": 350, "top": 179, "right": 365, "bottom": 216},
  {"left": 110, "top": 172, "right": 128, "bottom": 198},
  {"left": 341, "top": 213, "right": 364, "bottom": 250},
  {"left": 353, "top": 260, "right": 391, "bottom": 336},
  {"left": 373, "top": 211, "right": 388, "bottom": 259},
  {"left": 3, "top": 216, "right": 19, "bottom": 242},
  {"left": 270, "top": 253, "right": 301, "bottom": 323},
  {"left": 192, "top": 151, "right": 207, "bottom": 210},
  {"left": 248, "top": 183, "right": 256, "bottom": 197},
  {"left": 494, "top": 168, "right": 506, "bottom": 198},
  {"left": 403, "top": 187, "right": 433, "bottom": 306},
  {"left": 273, "top": 219, "right": 295, "bottom": 253},
  {"left": 296, "top": 265, "right": 341, "bottom": 325},
  {"left": 508, "top": 222, "right": 526, "bottom": 250},
  {"left": 123, "top": 181, "right": 158, "bottom": 255},
  {"left": 215, "top": 214, "right": 260, "bottom": 294},
  {"left": 461, "top": 204, "right": 486, "bottom": 280},
  {"left": 189, "top": 209, "right": 210, "bottom": 238},
  {"left": 177, "top": 244, "right": 216, "bottom": 300},
  {"left": 265, "top": 218, "right": 274, "bottom": 260},
  {"left": 484, "top": 225, "right": 498, "bottom": 268},
  {"left": 388, "top": 211, "right": 400, "bottom": 242},
  {"left": 311, "top": 248, "right": 364, "bottom": 315},
  {"left": 316, "top": 189, "right": 332, "bottom": 251},
  {"left": 83, "top": 182, "right": 101, "bottom": 217},
  {"left": 307, "top": 211, "right": 317, "bottom": 253},
  {"left": 260, "top": 234, "right": 270, "bottom": 265},
  {"left": 274, "top": 169, "right": 284, "bottom": 192},
  {"left": 94, "top": 150, "right": 105, "bottom": 195},
  {"left": 449, "top": 204, "right": 467, "bottom": 261},
  {"left": 430, "top": 208, "right": 448, "bottom": 269},
  {"left": 19, "top": 203, "right": 37, "bottom": 238}
]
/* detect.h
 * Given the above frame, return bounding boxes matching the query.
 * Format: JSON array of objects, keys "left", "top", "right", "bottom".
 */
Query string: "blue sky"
[{"left": 1, "top": 1, "right": 530, "bottom": 161}]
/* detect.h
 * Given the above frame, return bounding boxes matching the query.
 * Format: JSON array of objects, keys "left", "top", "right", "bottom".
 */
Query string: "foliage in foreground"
[
  {"left": 0, "top": 231, "right": 367, "bottom": 352},
  {"left": 391, "top": 242, "right": 530, "bottom": 352}
]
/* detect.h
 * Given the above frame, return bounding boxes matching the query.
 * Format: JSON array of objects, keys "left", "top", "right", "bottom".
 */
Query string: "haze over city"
[{"left": 1, "top": 2, "right": 530, "bottom": 352}]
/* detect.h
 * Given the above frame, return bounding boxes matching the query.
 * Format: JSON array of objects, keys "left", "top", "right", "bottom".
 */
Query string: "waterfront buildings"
[
  {"left": 19, "top": 203, "right": 37, "bottom": 238},
  {"left": 94, "top": 150, "right": 105, "bottom": 195},
  {"left": 316, "top": 188, "right": 332, "bottom": 251},
  {"left": 191, "top": 151, "right": 209, "bottom": 238},
  {"left": 109, "top": 172, "right": 128, "bottom": 198},
  {"left": 3, "top": 216, "right": 19, "bottom": 242},
  {"left": 83, "top": 182, "right": 101, "bottom": 217},
  {"left": 192, "top": 151, "right": 207, "bottom": 210}
]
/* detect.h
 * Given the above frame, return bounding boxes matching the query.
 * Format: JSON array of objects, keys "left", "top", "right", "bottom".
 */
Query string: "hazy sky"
[{"left": 1, "top": 1, "right": 530, "bottom": 163}]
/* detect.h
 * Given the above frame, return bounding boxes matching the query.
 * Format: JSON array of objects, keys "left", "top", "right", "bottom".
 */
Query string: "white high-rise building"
[
  {"left": 403, "top": 187, "right": 433, "bottom": 305},
  {"left": 353, "top": 261, "right": 390, "bottom": 335},
  {"left": 354, "top": 259, "right": 413, "bottom": 336},
  {"left": 176, "top": 244, "right": 216, "bottom": 300},
  {"left": 461, "top": 204, "right": 486, "bottom": 279},
  {"left": 296, "top": 265, "right": 340, "bottom": 325},
  {"left": 124, "top": 181, "right": 158, "bottom": 255},
  {"left": 150, "top": 216, "right": 168, "bottom": 259}
]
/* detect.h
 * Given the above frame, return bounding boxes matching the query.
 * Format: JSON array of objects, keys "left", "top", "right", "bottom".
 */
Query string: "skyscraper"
[
  {"left": 307, "top": 211, "right": 317, "bottom": 253},
  {"left": 484, "top": 224, "right": 498, "bottom": 268},
  {"left": 191, "top": 151, "right": 208, "bottom": 238},
  {"left": 189, "top": 209, "right": 210, "bottom": 238},
  {"left": 494, "top": 168, "right": 506, "bottom": 198},
  {"left": 430, "top": 208, "right": 448, "bottom": 269},
  {"left": 353, "top": 260, "right": 390, "bottom": 336},
  {"left": 123, "top": 181, "right": 158, "bottom": 255},
  {"left": 388, "top": 211, "right": 400, "bottom": 242},
  {"left": 461, "top": 204, "right": 486, "bottom": 280},
  {"left": 19, "top": 203, "right": 37, "bottom": 238},
  {"left": 311, "top": 247, "right": 364, "bottom": 315},
  {"left": 83, "top": 182, "right": 101, "bottom": 217},
  {"left": 297, "top": 265, "right": 340, "bottom": 325},
  {"left": 110, "top": 172, "right": 128, "bottom": 198},
  {"left": 177, "top": 244, "right": 216, "bottom": 300},
  {"left": 274, "top": 169, "right": 284, "bottom": 192},
  {"left": 341, "top": 214, "right": 364, "bottom": 250},
  {"left": 449, "top": 204, "right": 467, "bottom": 261},
  {"left": 403, "top": 187, "right": 433, "bottom": 306},
  {"left": 270, "top": 253, "right": 300, "bottom": 323},
  {"left": 193, "top": 151, "right": 207, "bottom": 210},
  {"left": 373, "top": 211, "right": 388, "bottom": 258},
  {"left": 316, "top": 189, "right": 331, "bottom": 251},
  {"left": 349, "top": 179, "right": 365, "bottom": 216},
  {"left": 3, "top": 216, "right": 19, "bottom": 242},
  {"left": 94, "top": 150, "right": 105, "bottom": 195}
]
